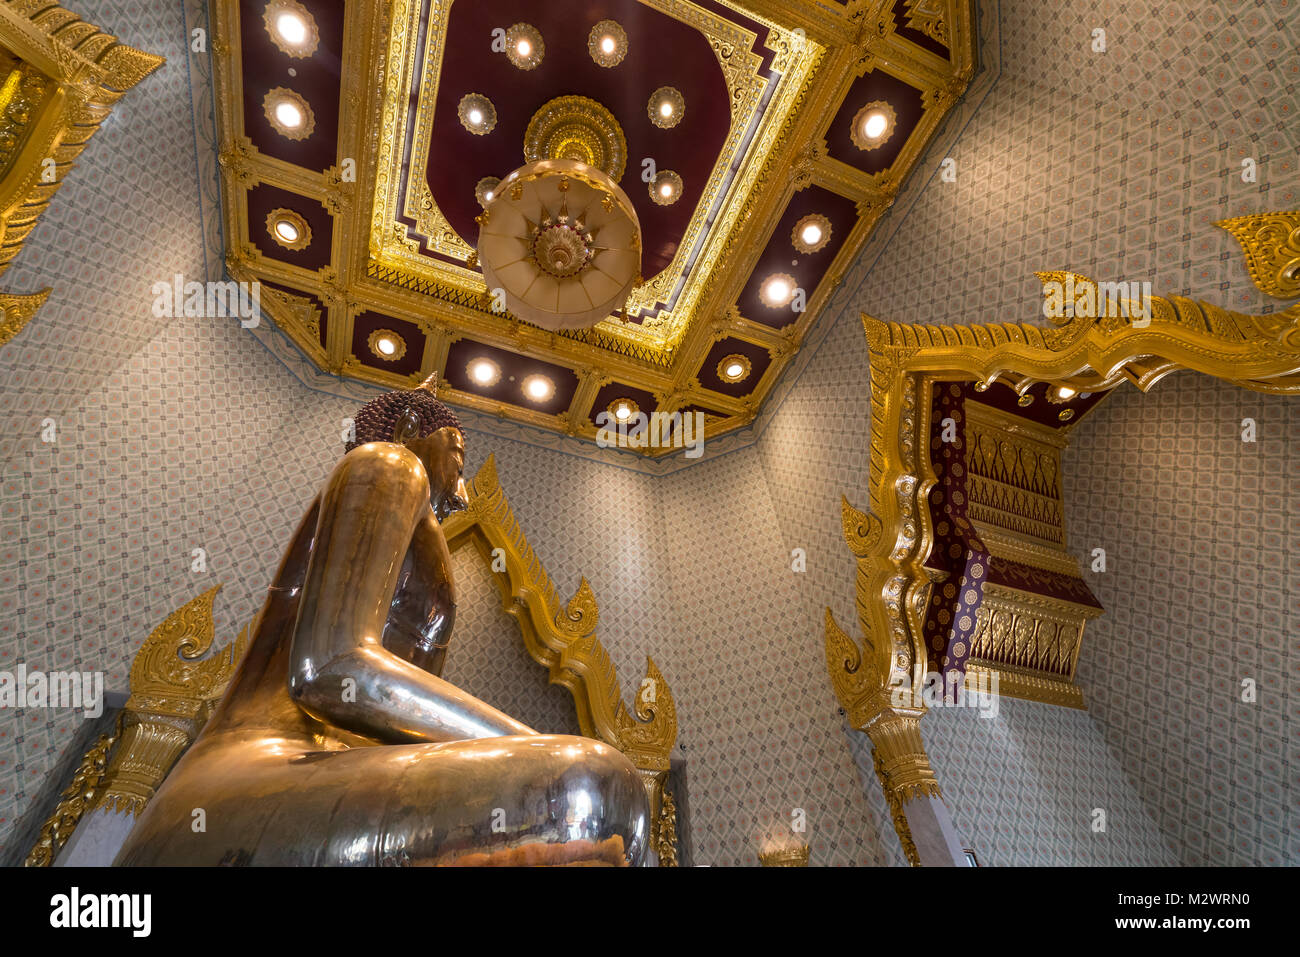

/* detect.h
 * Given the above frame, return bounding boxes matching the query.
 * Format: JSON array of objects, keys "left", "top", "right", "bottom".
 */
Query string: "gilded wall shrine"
[{"left": 0, "top": 0, "right": 1295, "bottom": 868}]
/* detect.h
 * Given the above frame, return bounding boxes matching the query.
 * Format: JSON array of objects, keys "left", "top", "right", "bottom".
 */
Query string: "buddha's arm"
[{"left": 288, "top": 444, "right": 535, "bottom": 743}]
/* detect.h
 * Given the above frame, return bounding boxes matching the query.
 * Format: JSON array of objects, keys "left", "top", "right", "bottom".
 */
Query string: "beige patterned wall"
[{"left": 1, "top": 0, "right": 1293, "bottom": 868}]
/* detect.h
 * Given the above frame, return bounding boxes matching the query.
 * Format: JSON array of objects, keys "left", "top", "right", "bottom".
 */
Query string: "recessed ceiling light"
[
  {"left": 265, "top": 208, "right": 311, "bottom": 250},
  {"left": 263, "top": 0, "right": 319, "bottom": 57},
  {"left": 588, "top": 20, "right": 627, "bottom": 68},
  {"left": 759, "top": 273, "right": 797, "bottom": 308},
  {"left": 475, "top": 176, "right": 501, "bottom": 207},
  {"left": 522, "top": 374, "right": 555, "bottom": 403},
  {"left": 850, "top": 101, "right": 897, "bottom": 152},
  {"left": 608, "top": 397, "right": 640, "bottom": 422},
  {"left": 1056, "top": 386, "right": 1077, "bottom": 399},
  {"left": 791, "top": 213, "right": 831, "bottom": 254},
  {"left": 505, "top": 23, "right": 544, "bottom": 70},
  {"left": 717, "top": 353, "right": 753, "bottom": 384},
  {"left": 263, "top": 88, "right": 315, "bottom": 141},
  {"left": 648, "top": 87, "right": 685, "bottom": 129},
  {"left": 275, "top": 100, "right": 302, "bottom": 128},
  {"left": 467, "top": 357, "right": 501, "bottom": 387},
  {"left": 276, "top": 12, "right": 306, "bottom": 45},
  {"left": 649, "top": 169, "right": 683, "bottom": 206},
  {"left": 458, "top": 93, "right": 497, "bottom": 135},
  {"left": 366, "top": 329, "right": 406, "bottom": 361}
]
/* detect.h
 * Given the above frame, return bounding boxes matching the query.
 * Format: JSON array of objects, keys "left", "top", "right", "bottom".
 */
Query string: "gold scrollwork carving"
[
  {"left": 0, "top": 1, "right": 163, "bottom": 280},
  {"left": 23, "top": 720, "right": 119, "bottom": 867},
  {"left": 1216, "top": 210, "right": 1300, "bottom": 300},
  {"left": 25, "top": 585, "right": 247, "bottom": 862},
  {"left": 827, "top": 242, "right": 1300, "bottom": 862}
]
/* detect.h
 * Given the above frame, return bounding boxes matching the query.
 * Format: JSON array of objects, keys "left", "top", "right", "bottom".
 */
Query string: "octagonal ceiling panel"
[{"left": 214, "top": 0, "right": 978, "bottom": 457}]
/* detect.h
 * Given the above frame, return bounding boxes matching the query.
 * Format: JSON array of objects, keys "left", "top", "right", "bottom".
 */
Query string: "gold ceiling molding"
[
  {"left": 825, "top": 249, "right": 1300, "bottom": 862},
  {"left": 213, "top": 0, "right": 976, "bottom": 452},
  {"left": 0, "top": 0, "right": 162, "bottom": 346},
  {"left": 25, "top": 585, "right": 247, "bottom": 865},
  {"left": 1216, "top": 209, "right": 1300, "bottom": 300}
]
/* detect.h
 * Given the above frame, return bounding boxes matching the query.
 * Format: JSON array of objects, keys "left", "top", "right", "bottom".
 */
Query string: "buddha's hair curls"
[{"left": 344, "top": 387, "right": 463, "bottom": 454}]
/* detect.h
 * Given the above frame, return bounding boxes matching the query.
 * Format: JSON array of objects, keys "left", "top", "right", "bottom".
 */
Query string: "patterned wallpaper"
[
  {"left": 0, "top": 0, "right": 211, "bottom": 470},
  {"left": 0, "top": 0, "right": 1293, "bottom": 867},
  {"left": 1064, "top": 374, "right": 1298, "bottom": 866}
]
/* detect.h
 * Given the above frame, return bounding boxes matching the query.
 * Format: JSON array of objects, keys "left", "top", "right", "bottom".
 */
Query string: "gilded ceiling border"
[
  {"left": 213, "top": 0, "right": 980, "bottom": 455},
  {"left": 0, "top": 0, "right": 163, "bottom": 345},
  {"left": 825, "top": 237, "right": 1300, "bottom": 861}
]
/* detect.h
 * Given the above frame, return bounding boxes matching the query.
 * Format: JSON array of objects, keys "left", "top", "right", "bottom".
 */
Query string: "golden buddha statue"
[{"left": 115, "top": 376, "right": 649, "bottom": 866}]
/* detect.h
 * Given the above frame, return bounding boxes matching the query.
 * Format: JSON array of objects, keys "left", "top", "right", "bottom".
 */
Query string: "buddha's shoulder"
[{"left": 327, "top": 441, "right": 429, "bottom": 495}]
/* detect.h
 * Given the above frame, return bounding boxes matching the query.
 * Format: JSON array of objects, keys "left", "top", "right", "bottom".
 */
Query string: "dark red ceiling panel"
[
  {"left": 444, "top": 338, "right": 579, "bottom": 417},
  {"left": 352, "top": 312, "right": 426, "bottom": 377},
  {"left": 587, "top": 380, "right": 660, "bottom": 427},
  {"left": 825, "top": 68, "right": 926, "bottom": 175},
  {"left": 891, "top": 0, "right": 951, "bottom": 60},
  {"left": 247, "top": 183, "right": 334, "bottom": 270},
  {"left": 696, "top": 336, "right": 772, "bottom": 397},
  {"left": 239, "top": 0, "right": 343, "bottom": 172},
  {"left": 737, "top": 185, "right": 859, "bottom": 330},
  {"left": 427, "top": 0, "right": 731, "bottom": 278}
]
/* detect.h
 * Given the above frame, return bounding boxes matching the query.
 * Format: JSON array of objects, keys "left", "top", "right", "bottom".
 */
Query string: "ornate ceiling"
[{"left": 214, "top": 0, "right": 976, "bottom": 454}]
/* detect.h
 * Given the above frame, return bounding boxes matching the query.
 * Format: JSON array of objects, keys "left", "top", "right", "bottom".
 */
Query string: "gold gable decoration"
[
  {"left": 25, "top": 585, "right": 246, "bottom": 865},
  {"left": 826, "top": 233, "right": 1300, "bottom": 861},
  {"left": 443, "top": 454, "right": 679, "bottom": 859},
  {"left": 0, "top": 0, "right": 162, "bottom": 346}
]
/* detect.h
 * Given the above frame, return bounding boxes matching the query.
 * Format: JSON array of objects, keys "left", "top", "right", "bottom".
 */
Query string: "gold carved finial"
[
  {"left": 1215, "top": 210, "right": 1300, "bottom": 299},
  {"left": 414, "top": 371, "right": 439, "bottom": 394}
]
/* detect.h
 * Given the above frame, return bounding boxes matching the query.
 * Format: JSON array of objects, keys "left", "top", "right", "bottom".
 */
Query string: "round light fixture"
[
  {"left": 475, "top": 176, "right": 501, "bottom": 207},
  {"left": 759, "top": 273, "right": 797, "bottom": 309},
  {"left": 608, "top": 397, "right": 639, "bottom": 421},
  {"left": 505, "top": 23, "right": 544, "bottom": 70},
  {"left": 477, "top": 158, "right": 642, "bottom": 331},
  {"left": 458, "top": 93, "right": 497, "bottom": 135},
  {"left": 588, "top": 20, "right": 628, "bottom": 68},
  {"left": 791, "top": 213, "right": 831, "bottom": 254},
  {"left": 649, "top": 169, "right": 683, "bottom": 206},
  {"left": 263, "top": 87, "right": 315, "bottom": 141},
  {"left": 467, "top": 358, "right": 501, "bottom": 387},
  {"left": 717, "top": 354, "right": 752, "bottom": 384},
  {"left": 1056, "top": 386, "right": 1077, "bottom": 399},
  {"left": 647, "top": 87, "right": 685, "bottom": 129},
  {"left": 367, "top": 329, "right": 406, "bottom": 361},
  {"left": 521, "top": 374, "right": 556, "bottom": 403},
  {"left": 265, "top": 208, "right": 311, "bottom": 250},
  {"left": 263, "top": 0, "right": 319, "bottom": 57},
  {"left": 850, "top": 101, "right": 896, "bottom": 152}
]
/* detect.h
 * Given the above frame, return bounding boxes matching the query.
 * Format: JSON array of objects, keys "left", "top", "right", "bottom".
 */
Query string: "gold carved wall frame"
[
  {"left": 442, "top": 454, "right": 680, "bottom": 861},
  {"left": 0, "top": 0, "right": 162, "bottom": 346},
  {"left": 825, "top": 213, "right": 1300, "bottom": 862}
]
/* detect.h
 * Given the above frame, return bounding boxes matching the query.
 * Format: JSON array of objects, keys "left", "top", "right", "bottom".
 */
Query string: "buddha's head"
[{"left": 346, "top": 376, "right": 469, "bottom": 521}]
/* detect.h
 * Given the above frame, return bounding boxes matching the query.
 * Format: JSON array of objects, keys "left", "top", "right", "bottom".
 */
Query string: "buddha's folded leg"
[{"left": 115, "top": 734, "right": 650, "bottom": 867}]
